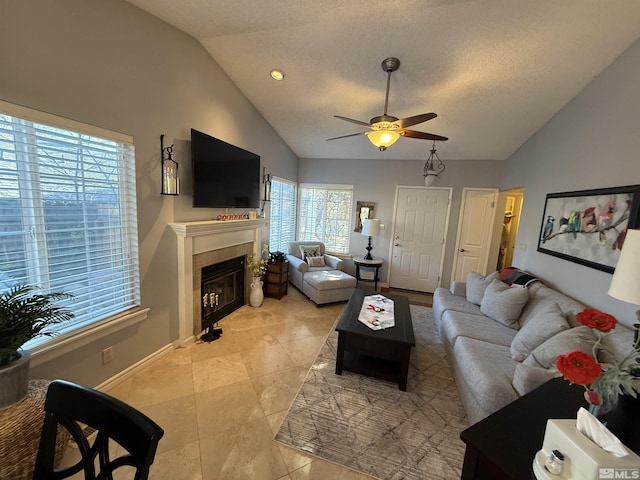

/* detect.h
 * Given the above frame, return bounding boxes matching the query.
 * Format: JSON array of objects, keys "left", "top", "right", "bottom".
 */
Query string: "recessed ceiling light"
[{"left": 270, "top": 69, "right": 285, "bottom": 81}]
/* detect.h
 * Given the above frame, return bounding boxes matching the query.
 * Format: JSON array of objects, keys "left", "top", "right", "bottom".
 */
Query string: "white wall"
[
  {"left": 503, "top": 38, "right": 640, "bottom": 327},
  {"left": 0, "top": 0, "right": 298, "bottom": 385},
  {"left": 298, "top": 157, "right": 504, "bottom": 288}
]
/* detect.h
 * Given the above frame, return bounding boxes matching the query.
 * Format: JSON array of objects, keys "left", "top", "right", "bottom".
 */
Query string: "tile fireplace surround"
[{"left": 170, "top": 219, "right": 267, "bottom": 346}]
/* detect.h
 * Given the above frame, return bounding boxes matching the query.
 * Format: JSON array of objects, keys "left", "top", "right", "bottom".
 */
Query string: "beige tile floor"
[{"left": 101, "top": 287, "right": 379, "bottom": 480}]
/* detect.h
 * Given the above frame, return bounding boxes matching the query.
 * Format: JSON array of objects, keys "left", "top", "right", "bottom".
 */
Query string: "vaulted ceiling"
[{"left": 126, "top": 0, "right": 640, "bottom": 161}]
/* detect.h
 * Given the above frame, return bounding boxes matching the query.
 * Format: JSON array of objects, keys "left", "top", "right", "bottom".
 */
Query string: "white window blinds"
[
  {"left": 0, "top": 101, "right": 140, "bottom": 335},
  {"left": 269, "top": 178, "right": 297, "bottom": 253},
  {"left": 298, "top": 184, "right": 353, "bottom": 254}
]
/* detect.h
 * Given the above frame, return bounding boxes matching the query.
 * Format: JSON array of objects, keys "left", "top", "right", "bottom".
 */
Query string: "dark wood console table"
[{"left": 460, "top": 377, "right": 640, "bottom": 480}]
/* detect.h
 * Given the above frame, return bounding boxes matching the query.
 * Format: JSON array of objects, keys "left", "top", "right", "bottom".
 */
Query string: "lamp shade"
[
  {"left": 361, "top": 218, "right": 380, "bottom": 237},
  {"left": 608, "top": 229, "right": 640, "bottom": 306},
  {"left": 366, "top": 130, "right": 400, "bottom": 151}
]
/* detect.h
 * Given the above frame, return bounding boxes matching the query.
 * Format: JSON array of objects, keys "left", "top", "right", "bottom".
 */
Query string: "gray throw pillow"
[
  {"left": 523, "top": 326, "right": 596, "bottom": 369},
  {"left": 480, "top": 279, "right": 529, "bottom": 329},
  {"left": 510, "top": 303, "right": 569, "bottom": 361},
  {"left": 466, "top": 271, "right": 500, "bottom": 305}
]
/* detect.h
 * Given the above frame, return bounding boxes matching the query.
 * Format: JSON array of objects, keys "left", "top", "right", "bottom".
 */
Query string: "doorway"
[
  {"left": 389, "top": 186, "right": 452, "bottom": 292},
  {"left": 496, "top": 188, "right": 524, "bottom": 270}
]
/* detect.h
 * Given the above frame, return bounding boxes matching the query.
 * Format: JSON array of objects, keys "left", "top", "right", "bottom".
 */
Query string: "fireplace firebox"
[{"left": 201, "top": 256, "right": 245, "bottom": 341}]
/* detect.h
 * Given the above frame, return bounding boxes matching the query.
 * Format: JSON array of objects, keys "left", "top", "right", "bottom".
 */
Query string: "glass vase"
[{"left": 588, "top": 390, "right": 619, "bottom": 419}]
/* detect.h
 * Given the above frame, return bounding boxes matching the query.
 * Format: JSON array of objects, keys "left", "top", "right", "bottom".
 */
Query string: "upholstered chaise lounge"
[{"left": 286, "top": 241, "right": 356, "bottom": 305}]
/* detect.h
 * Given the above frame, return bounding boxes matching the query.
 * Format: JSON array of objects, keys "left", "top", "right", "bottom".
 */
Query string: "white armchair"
[{"left": 286, "top": 241, "right": 344, "bottom": 291}]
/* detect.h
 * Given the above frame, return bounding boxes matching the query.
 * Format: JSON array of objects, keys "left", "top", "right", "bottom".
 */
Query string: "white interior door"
[
  {"left": 389, "top": 187, "right": 451, "bottom": 292},
  {"left": 452, "top": 188, "right": 498, "bottom": 282}
]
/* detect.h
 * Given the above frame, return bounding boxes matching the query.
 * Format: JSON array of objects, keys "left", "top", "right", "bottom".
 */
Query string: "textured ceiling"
[{"left": 125, "top": 0, "right": 640, "bottom": 161}]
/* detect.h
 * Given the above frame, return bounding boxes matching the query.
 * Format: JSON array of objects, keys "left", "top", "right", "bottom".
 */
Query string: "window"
[
  {"left": 0, "top": 101, "right": 140, "bottom": 342},
  {"left": 298, "top": 184, "right": 353, "bottom": 254},
  {"left": 268, "top": 177, "right": 297, "bottom": 252}
]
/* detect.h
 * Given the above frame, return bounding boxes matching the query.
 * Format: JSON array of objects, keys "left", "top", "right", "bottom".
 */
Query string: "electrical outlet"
[{"left": 102, "top": 347, "right": 113, "bottom": 364}]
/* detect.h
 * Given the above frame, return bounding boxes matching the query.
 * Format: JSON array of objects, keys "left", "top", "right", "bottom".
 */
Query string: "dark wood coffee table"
[{"left": 335, "top": 289, "right": 415, "bottom": 390}]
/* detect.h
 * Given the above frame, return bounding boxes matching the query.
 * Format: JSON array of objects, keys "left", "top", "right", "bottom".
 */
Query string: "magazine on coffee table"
[{"left": 358, "top": 294, "right": 395, "bottom": 330}]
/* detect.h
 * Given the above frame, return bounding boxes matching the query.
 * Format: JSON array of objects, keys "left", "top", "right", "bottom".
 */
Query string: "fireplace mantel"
[{"left": 170, "top": 219, "right": 267, "bottom": 345}]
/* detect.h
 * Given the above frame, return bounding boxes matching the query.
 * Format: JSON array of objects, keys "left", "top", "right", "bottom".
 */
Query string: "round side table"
[
  {"left": 352, "top": 256, "right": 383, "bottom": 291},
  {"left": 0, "top": 379, "right": 69, "bottom": 480}
]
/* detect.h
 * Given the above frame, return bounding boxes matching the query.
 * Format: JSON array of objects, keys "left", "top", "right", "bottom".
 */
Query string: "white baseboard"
[{"left": 94, "top": 343, "right": 174, "bottom": 392}]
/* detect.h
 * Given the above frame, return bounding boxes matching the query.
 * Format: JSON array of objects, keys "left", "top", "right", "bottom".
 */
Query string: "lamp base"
[{"left": 364, "top": 236, "right": 373, "bottom": 260}]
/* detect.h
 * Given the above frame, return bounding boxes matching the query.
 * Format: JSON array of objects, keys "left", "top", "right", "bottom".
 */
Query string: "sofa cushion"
[
  {"left": 511, "top": 362, "right": 556, "bottom": 396},
  {"left": 306, "top": 255, "right": 326, "bottom": 267},
  {"left": 441, "top": 310, "right": 517, "bottom": 348},
  {"left": 523, "top": 326, "right": 596, "bottom": 369},
  {"left": 299, "top": 244, "right": 321, "bottom": 260},
  {"left": 510, "top": 302, "right": 569, "bottom": 361},
  {"left": 453, "top": 337, "right": 519, "bottom": 414},
  {"left": 480, "top": 279, "right": 529, "bottom": 329},
  {"left": 518, "top": 283, "right": 585, "bottom": 330},
  {"left": 466, "top": 271, "right": 500, "bottom": 305},
  {"left": 303, "top": 270, "right": 356, "bottom": 291}
]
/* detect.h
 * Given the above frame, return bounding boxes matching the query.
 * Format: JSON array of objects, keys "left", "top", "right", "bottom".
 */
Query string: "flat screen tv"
[{"left": 191, "top": 128, "right": 261, "bottom": 208}]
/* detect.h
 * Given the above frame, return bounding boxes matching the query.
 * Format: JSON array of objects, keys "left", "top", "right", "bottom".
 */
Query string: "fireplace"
[
  {"left": 201, "top": 256, "right": 245, "bottom": 333},
  {"left": 170, "top": 218, "right": 266, "bottom": 345}
]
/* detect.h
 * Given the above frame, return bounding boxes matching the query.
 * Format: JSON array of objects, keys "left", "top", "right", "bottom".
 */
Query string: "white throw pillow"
[
  {"left": 480, "top": 279, "right": 529, "bottom": 329},
  {"left": 306, "top": 256, "right": 326, "bottom": 267},
  {"left": 466, "top": 271, "right": 500, "bottom": 305},
  {"left": 510, "top": 303, "right": 569, "bottom": 361}
]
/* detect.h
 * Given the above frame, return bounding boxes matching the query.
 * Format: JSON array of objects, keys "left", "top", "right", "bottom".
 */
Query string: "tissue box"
[{"left": 537, "top": 419, "right": 640, "bottom": 479}]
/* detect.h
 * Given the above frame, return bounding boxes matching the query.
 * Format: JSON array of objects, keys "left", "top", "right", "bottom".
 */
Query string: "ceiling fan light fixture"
[
  {"left": 423, "top": 141, "right": 445, "bottom": 187},
  {"left": 270, "top": 69, "right": 285, "bottom": 81},
  {"left": 366, "top": 130, "right": 400, "bottom": 151}
]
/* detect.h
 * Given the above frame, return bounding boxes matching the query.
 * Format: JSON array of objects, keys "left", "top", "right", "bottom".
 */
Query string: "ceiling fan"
[{"left": 327, "top": 57, "right": 448, "bottom": 151}]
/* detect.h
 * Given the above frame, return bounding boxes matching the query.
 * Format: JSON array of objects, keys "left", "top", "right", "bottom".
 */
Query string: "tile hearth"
[{"left": 102, "top": 288, "right": 375, "bottom": 480}]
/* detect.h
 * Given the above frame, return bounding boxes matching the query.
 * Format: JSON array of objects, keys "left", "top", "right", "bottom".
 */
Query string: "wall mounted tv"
[{"left": 191, "top": 128, "right": 261, "bottom": 208}]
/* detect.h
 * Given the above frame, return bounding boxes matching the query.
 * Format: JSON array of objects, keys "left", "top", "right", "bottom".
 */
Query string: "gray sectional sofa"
[{"left": 433, "top": 269, "right": 635, "bottom": 424}]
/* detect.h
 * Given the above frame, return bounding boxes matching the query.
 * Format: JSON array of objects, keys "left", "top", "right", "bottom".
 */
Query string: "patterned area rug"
[{"left": 274, "top": 306, "right": 468, "bottom": 480}]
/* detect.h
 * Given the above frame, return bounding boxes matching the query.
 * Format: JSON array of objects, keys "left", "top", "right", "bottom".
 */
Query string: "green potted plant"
[{"left": 0, "top": 285, "right": 73, "bottom": 408}]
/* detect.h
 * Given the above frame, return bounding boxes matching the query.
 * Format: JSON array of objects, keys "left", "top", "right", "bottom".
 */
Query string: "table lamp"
[
  {"left": 608, "top": 229, "right": 640, "bottom": 324},
  {"left": 361, "top": 219, "right": 380, "bottom": 260}
]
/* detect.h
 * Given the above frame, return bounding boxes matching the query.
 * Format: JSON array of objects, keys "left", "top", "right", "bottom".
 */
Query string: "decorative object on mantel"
[
  {"left": 247, "top": 244, "right": 269, "bottom": 307},
  {"left": 555, "top": 308, "right": 640, "bottom": 418},
  {"left": 160, "top": 134, "right": 179, "bottom": 195},
  {"left": 423, "top": 140, "right": 446, "bottom": 187},
  {"left": 361, "top": 218, "right": 380, "bottom": 260},
  {"left": 217, "top": 213, "right": 251, "bottom": 221},
  {"left": 0, "top": 285, "right": 74, "bottom": 409}
]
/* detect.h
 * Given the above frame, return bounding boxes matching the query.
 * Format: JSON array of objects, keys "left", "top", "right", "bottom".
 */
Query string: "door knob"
[
  {"left": 395, "top": 243, "right": 401, "bottom": 246},
  {"left": 459, "top": 248, "right": 467, "bottom": 253}
]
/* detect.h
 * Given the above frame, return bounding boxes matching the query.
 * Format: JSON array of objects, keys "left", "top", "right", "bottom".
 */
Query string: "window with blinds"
[
  {"left": 298, "top": 184, "right": 354, "bottom": 254},
  {"left": 0, "top": 101, "right": 140, "bottom": 339},
  {"left": 268, "top": 178, "right": 297, "bottom": 253}
]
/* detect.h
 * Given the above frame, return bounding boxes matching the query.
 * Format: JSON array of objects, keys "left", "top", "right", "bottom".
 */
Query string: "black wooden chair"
[{"left": 32, "top": 379, "right": 164, "bottom": 480}]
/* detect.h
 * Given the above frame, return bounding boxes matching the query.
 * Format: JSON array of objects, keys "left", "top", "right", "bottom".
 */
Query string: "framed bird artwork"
[{"left": 537, "top": 184, "right": 640, "bottom": 273}]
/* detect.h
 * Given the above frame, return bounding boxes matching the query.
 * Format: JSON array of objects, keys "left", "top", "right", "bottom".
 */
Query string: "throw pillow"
[
  {"left": 299, "top": 244, "right": 321, "bottom": 260},
  {"left": 523, "top": 326, "right": 596, "bottom": 369},
  {"left": 510, "top": 303, "right": 569, "bottom": 361},
  {"left": 466, "top": 271, "right": 500, "bottom": 305},
  {"left": 499, "top": 267, "right": 540, "bottom": 287},
  {"left": 306, "top": 256, "right": 326, "bottom": 267},
  {"left": 480, "top": 279, "right": 529, "bottom": 329}
]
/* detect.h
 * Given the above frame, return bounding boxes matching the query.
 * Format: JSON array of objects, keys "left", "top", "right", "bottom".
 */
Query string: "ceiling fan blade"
[
  {"left": 402, "top": 129, "right": 449, "bottom": 141},
  {"left": 393, "top": 113, "right": 437, "bottom": 129},
  {"left": 326, "top": 132, "right": 367, "bottom": 141},
  {"left": 334, "top": 115, "right": 371, "bottom": 127}
]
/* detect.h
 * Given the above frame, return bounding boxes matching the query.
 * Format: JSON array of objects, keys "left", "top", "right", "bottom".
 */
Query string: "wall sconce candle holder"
[
  {"left": 261, "top": 166, "right": 272, "bottom": 217},
  {"left": 161, "top": 134, "right": 179, "bottom": 195}
]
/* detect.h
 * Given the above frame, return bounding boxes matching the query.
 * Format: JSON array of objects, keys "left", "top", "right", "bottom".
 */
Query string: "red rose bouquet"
[{"left": 556, "top": 308, "right": 640, "bottom": 414}]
